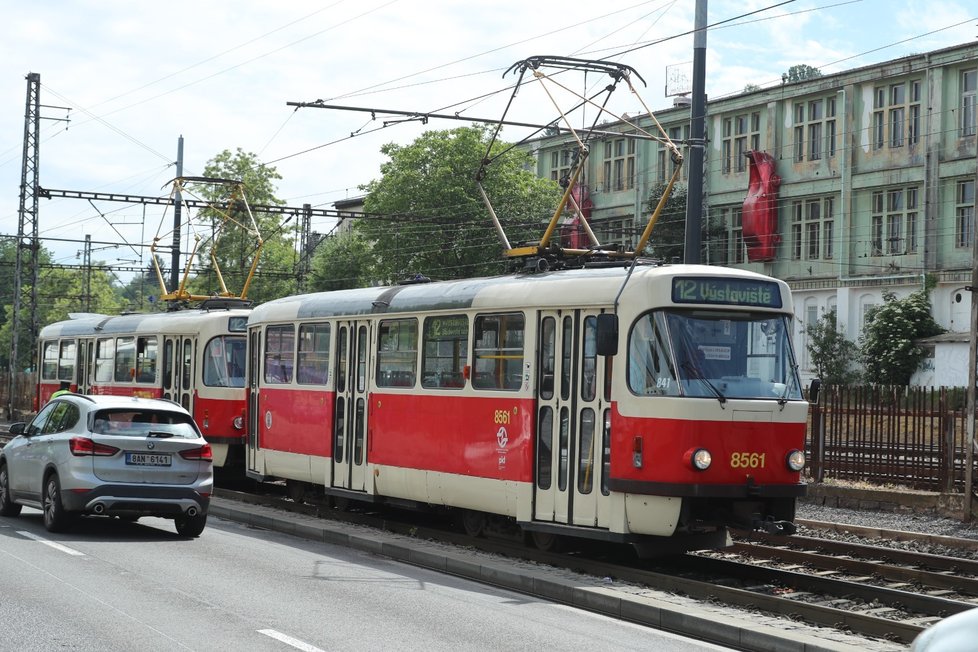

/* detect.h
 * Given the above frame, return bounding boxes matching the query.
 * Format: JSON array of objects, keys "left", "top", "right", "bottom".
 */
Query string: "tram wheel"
[
  {"left": 529, "top": 530, "right": 562, "bottom": 553},
  {"left": 460, "top": 510, "right": 487, "bottom": 537}
]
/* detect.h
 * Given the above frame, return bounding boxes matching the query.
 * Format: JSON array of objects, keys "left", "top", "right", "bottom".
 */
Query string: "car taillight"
[
  {"left": 69, "top": 437, "right": 119, "bottom": 457},
  {"left": 180, "top": 444, "right": 213, "bottom": 462}
]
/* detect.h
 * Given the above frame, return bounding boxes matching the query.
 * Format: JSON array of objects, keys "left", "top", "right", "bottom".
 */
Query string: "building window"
[
  {"left": 823, "top": 197, "right": 834, "bottom": 260},
  {"left": 963, "top": 69, "right": 977, "bottom": 137},
  {"left": 603, "top": 136, "right": 635, "bottom": 191},
  {"left": 658, "top": 125, "right": 689, "bottom": 183},
  {"left": 906, "top": 188, "right": 918, "bottom": 253},
  {"left": 872, "top": 187, "right": 919, "bottom": 255},
  {"left": 550, "top": 148, "right": 574, "bottom": 184},
  {"left": 956, "top": 179, "right": 975, "bottom": 248},
  {"left": 908, "top": 81, "right": 921, "bottom": 146},
  {"left": 712, "top": 206, "right": 743, "bottom": 264},
  {"left": 805, "top": 201, "right": 820, "bottom": 259},
  {"left": 721, "top": 118, "right": 732, "bottom": 174},
  {"left": 794, "top": 98, "right": 835, "bottom": 161},
  {"left": 874, "top": 79, "right": 922, "bottom": 149},
  {"left": 791, "top": 201, "right": 803, "bottom": 260}
]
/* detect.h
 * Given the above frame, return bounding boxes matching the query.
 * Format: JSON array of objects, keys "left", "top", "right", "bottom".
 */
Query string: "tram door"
[
  {"left": 534, "top": 310, "right": 611, "bottom": 528},
  {"left": 75, "top": 339, "right": 93, "bottom": 394},
  {"left": 246, "top": 328, "right": 261, "bottom": 472},
  {"left": 332, "top": 321, "right": 371, "bottom": 493},
  {"left": 163, "top": 336, "right": 195, "bottom": 413}
]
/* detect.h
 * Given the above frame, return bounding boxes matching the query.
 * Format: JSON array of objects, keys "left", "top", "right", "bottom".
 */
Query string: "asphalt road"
[{"left": 0, "top": 507, "right": 734, "bottom": 652}]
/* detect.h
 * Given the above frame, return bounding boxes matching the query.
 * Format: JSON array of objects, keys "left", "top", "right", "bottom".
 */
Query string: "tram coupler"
[{"left": 755, "top": 518, "right": 797, "bottom": 536}]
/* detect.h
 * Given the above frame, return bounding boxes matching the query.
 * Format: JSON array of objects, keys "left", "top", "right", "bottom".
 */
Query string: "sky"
[{"left": 1, "top": 0, "right": 975, "bottom": 283}]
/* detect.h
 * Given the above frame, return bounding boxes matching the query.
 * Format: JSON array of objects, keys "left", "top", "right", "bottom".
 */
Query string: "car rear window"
[{"left": 92, "top": 409, "right": 199, "bottom": 439}]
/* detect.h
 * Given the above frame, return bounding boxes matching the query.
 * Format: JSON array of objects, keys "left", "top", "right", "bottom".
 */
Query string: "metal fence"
[{"left": 808, "top": 384, "right": 974, "bottom": 492}]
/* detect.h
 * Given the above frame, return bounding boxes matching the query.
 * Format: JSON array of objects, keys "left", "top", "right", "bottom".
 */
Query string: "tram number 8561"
[{"left": 730, "top": 452, "right": 766, "bottom": 469}]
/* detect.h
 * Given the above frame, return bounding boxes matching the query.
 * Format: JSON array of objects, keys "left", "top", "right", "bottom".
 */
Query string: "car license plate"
[{"left": 125, "top": 452, "right": 172, "bottom": 466}]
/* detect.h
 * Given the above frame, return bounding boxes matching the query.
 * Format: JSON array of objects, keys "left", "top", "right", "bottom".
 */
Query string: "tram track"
[{"left": 216, "top": 484, "right": 978, "bottom": 646}]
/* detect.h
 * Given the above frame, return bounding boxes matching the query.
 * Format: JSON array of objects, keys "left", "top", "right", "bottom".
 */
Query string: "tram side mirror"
[
  {"left": 595, "top": 313, "right": 619, "bottom": 357},
  {"left": 808, "top": 378, "right": 822, "bottom": 405}
]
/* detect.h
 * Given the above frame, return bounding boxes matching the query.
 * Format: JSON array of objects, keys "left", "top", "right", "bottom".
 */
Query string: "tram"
[
  {"left": 36, "top": 299, "right": 251, "bottom": 469},
  {"left": 245, "top": 264, "right": 812, "bottom": 553}
]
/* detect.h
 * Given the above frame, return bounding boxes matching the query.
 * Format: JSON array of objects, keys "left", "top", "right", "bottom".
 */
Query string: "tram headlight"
[
  {"left": 233, "top": 415, "right": 245, "bottom": 430},
  {"left": 786, "top": 449, "right": 806, "bottom": 471},
  {"left": 686, "top": 447, "right": 712, "bottom": 471}
]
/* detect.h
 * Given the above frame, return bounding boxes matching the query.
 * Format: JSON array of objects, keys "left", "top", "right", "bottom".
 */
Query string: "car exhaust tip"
[
  {"left": 186, "top": 507, "right": 198, "bottom": 517},
  {"left": 92, "top": 503, "right": 105, "bottom": 515}
]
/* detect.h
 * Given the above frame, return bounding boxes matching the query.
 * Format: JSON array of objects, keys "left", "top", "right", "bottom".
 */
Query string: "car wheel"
[
  {"left": 0, "top": 464, "right": 22, "bottom": 517},
  {"left": 43, "top": 474, "right": 73, "bottom": 533},
  {"left": 174, "top": 512, "right": 207, "bottom": 538}
]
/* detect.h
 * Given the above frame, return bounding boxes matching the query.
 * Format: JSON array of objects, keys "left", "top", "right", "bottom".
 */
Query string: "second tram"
[{"left": 36, "top": 300, "right": 250, "bottom": 469}]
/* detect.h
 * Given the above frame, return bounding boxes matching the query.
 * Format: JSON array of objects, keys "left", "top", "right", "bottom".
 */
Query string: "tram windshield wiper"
[
  {"left": 680, "top": 361, "right": 726, "bottom": 407},
  {"left": 777, "top": 366, "right": 799, "bottom": 410}
]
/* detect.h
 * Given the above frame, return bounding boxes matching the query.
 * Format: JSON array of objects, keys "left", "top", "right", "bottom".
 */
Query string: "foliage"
[
  {"left": 805, "top": 308, "right": 861, "bottom": 384},
  {"left": 0, "top": 240, "right": 123, "bottom": 371},
  {"left": 358, "top": 125, "right": 562, "bottom": 283},
  {"left": 783, "top": 64, "right": 823, "bottom": 83},
  {"left": 185, "top": 149, "right": 296, "bottom": 304},
  {"left": 308, "top": 230, "right": 375, "bottom": 291},
  {"left": 642, "top": 183, "right": 724, "bottom": 263},
  {"left": 859, "top": 284, "right": 944, "bottom": 385},
  {"left": 743, "top": 83, "right": 761, "bottom": 93}
]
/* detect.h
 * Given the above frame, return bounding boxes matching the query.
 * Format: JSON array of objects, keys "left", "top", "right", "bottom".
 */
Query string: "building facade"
[{"left": 526, "top": 41, "right": 978, "bottom": 386}]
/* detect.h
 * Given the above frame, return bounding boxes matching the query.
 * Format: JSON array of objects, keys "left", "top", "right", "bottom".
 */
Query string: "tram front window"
[
  {"left": 203, "top": 336, "right": 247, "bottom": 388},
  {"left": 627, "top": 310, "right": 801, "bottom": 401}
]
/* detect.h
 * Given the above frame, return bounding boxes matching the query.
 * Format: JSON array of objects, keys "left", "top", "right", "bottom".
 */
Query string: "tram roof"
[
  {"left": 250, "top": 264, "right": 790, "bottom": 323},
  {"left": 39, "top": 307, "right": 252, "bottom": 338}
]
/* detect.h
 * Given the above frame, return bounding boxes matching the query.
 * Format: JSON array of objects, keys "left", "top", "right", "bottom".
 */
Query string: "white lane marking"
[
  {"left": 258, "top": 629, "right": 326, "bottom": 652},
  {"left": 17, "top": 530, "right": 85, "bottom": 556}
]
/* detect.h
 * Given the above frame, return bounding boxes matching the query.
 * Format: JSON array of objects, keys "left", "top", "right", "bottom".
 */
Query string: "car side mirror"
[
  {"left": 9, "top": 422, "right": 26, "bottom": 436},
  {"left": 595, "top": 313, "right": 618, "bottom": 357}
]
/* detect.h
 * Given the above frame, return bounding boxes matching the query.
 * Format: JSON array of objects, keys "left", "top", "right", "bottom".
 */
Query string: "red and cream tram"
[
  {"left": 246, "top": 264, "right": 812, "bottom": 552},
  {"left": 36, "top": 300, "right": 250, "bottom": 469}
]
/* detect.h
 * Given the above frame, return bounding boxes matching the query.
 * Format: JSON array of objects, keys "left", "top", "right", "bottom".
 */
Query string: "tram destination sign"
[{"left": 672, "top": 277, "right": 783, "bottom": 308}]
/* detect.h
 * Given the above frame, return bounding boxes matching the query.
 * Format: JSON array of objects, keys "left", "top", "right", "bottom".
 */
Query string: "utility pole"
[
  {"left": 9, "top": 73, "right": 42, "bottom": 419},
  {"left": 171, "top": 136, "right": 184, "bottom": 292},
  {"left": 684, "top": 0, "right": 707, "bottom": 264},
  {"left": 82, "top": 235, "right": 92, "bottom": 311}
]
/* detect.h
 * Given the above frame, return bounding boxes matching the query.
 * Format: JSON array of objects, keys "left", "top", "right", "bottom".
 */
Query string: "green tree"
[
  {"left": 860, "top": 284, "right": 944, "bottom": 385},
  {"left": 359, "top": 125, "right": 561, "bottom": 282},
  {"left": 642, "top": 183, "right": 724, "bottom": 263},
  {"left": 805, "top": 308, "right": 860, "bottom": 385},
  {"left": 185, "top": 149, "right": 296, "bottom": 304},
  {"left": 743, "top": 83, "right": 761, "bottom": 93},
  {"left": 308, "top": 230, "right": 374, "bottom": 291},
  {"left": 783, "top": 64, "right": 822, "bottom": 83}
]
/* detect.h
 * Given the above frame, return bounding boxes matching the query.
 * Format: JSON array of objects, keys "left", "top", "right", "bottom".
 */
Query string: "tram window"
[
  {"left": 182, "top": 339, "right": 193, "bottom": 391},
  {"left": 336, "top": 327, "right": 348, "bottom": 393},
  {"left": 421, "top": 315, "right": 467, "bottom": 389},
  {"left": 558, "top": 407, "right": 569, "bottom": 492},
  {"left": 264, "top": 325, "right": 295, "bottom": 384},
  {"left": 57, "top": 341, "right": 76, "bottom": 382},
  {"left": 135, "top": 336, "right": 157, "bottom": 383},
  {"left": 581, "top": 316, "right": 597, "bottom": 401},
  {"left": 204, "top": 336, "right": 246, "bottom": 387},
  {"left": 628, "top": 312, "right": 680, "bottom": 396},
  {"left": 538, "top": 317, "right": 556, "bottom": 399},
  {"left": 297, "top": 323, "right": 330, "bottom": 385},
  {"left": 376, "top": 319, "right": 418, "bottom": 388},
  {"left": 41, "top": 341, "right": 58, "bottom": 381},
  {"left": 577, "top": 408, "right": 595, "bottom": 495},
  {"left": 560, "top": 316, "right": 572, "bottom": 400},
  {"left": 537, "top": 406, "right": 553, "bottom": 490},
  {"left": 163, "top": 340, "right": 173, "bottom": 391},
  {"left": 95, "top": 338, "right": 115, "bottom": 383},
  {"left": 115, "top": 337, "right": 135, "bottom": 382},
  {"left": 472, "top": 313, "right": 524, "bottom": 391}
]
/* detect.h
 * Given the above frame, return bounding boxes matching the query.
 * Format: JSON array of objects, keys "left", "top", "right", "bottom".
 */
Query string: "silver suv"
[{"left": 0, "top": 394, "right": 213, "bottom": 537}]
